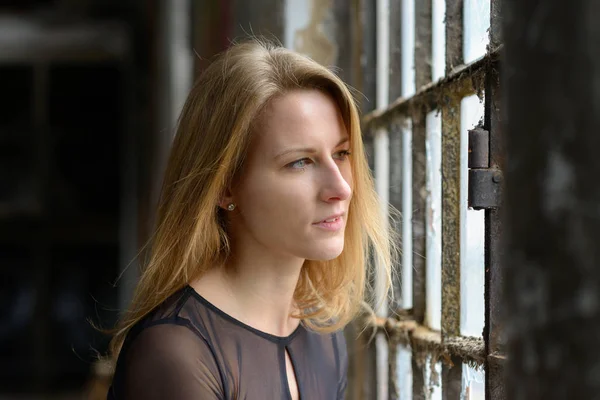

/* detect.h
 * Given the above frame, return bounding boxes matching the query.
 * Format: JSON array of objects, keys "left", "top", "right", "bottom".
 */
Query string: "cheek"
[{"left": 239, "top": 172, "right": 311, "bottom": 222}]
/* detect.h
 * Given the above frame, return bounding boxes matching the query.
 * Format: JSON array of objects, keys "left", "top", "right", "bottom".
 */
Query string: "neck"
[
  {"left": 192, "top": 244, "right": 305, "bottom": 337},
  {"left": 225, "top": 251, "right": 304, "bottom": 335}
]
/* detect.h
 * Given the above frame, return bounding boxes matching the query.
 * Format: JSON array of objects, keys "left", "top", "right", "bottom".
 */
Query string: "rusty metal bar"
[
  {"left": 389, "top": 120, "right": 404, "bottom": 311},
  {"left": 359, "top": 0, "right": 377, "bottom": 113},
  {"left": 411, "top": 109, "right": 427, "bottom": 400},
  {"left": 362, "top": 48, "right": 499, "bottom": 129},
  {"left": 442, "top": 354, "right": 462, "bottom": 400},
  {"left": 445, "top": 0, "right": 464, "bottom": 74},
  {"left": 440, "top": 88, "right": 463, "bottom": 340},
  {"left": 490, "top": 0, "right": 502, "bottom": 50},
  {"left": 411, "top": 112, "right": 427, "bottom": 325},
  {"left": 372, "top": 317, "right": 486, "bottom": 366},
  {"left": 350, "top": 0, "right": 364, "bottom": 97},
  {"left": 388, "top": 342, "right": 399, "bottom": 400},
  {"left": 333, "top": 0, "right": 353, "bottom": 85},
  {"left": 389, "top": 0, "right": 403, "bottom": 103},
  {"left": 487, "top": 353, "right": 506, "bottom": 399},
  {"left": 485, "top": 5, "right": 505, "bottom": 399},
  {"left": 414, "top": 0, "right": 432, "bottom": 89},
  {"left": 412, "top": 350, "right": 426, "bottom": 400},
  {"left": 440, "top": 78, "right": 463, "bottom": 400}
]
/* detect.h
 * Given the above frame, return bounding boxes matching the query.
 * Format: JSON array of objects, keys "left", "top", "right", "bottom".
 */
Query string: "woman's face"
[{"left": 227, "top": 89, "right": 353, "bottom": 262}]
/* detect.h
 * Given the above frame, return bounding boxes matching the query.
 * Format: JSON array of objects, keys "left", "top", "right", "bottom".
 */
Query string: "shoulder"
[
  {"left": 127, "top": 321, "right": 214, "bottom": 361},
  {"left": 113, "top": 322, "right": 225, "bottom": 399}
]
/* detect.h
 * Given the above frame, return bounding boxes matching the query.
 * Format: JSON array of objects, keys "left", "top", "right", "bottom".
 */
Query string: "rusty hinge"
[{"left": 468, "top": 128, "right": 502, "bottom": 210}]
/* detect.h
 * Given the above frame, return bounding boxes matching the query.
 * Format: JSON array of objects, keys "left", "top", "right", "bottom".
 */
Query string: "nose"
[{"left": 319, "top": 160, "right": 352, "bottom": 203}]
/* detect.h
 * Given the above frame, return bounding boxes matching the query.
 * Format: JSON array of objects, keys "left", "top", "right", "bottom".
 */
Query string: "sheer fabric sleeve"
[{"left": 120, "top": 322, "right": 225, "bottom": 400}]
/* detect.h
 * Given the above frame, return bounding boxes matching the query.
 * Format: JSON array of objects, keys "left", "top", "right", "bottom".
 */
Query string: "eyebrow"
[{"left": 274, "top": 137, "right": 350, "bottom": 160}]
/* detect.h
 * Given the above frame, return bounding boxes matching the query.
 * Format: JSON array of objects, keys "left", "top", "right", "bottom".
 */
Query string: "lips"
[
  {"left": 314, "top": 212, "right": 345, "bottom": 224},
  {"left": 312, "top": 213, "right": 346, "bottom": 232}
]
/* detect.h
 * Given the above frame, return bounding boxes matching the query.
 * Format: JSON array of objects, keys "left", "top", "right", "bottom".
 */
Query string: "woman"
[{"left": 107, "top": 39, "right": 395, "bottom": 399}]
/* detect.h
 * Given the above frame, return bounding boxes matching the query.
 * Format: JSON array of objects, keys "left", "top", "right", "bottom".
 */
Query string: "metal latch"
[{"left": 468, "top": 128, "right": 502, "bottom": 210}]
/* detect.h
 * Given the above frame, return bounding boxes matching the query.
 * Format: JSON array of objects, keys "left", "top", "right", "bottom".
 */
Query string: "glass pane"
[
  {"left": 460, "top": 94, "right": 485, "bottom": 337},
  {"left": 425, "top": 110, "right": 442, "bottom": 331},
  {"left": 396, "top": 345, "right": 413, "bottom": 400},
  {"left": 463, "top": 0, "right": 491, "bottom": 63},
  {"left": 432, "top": 0, "right": 446, "bottom": 81},
  {"left": 402, "top": 120, "right": 413, "bottom": 308},
  {"left": 402, "top": 0, "right": 416, "bottom": 97},
  {"left": 462, "top": 364, "right": 485, "bottom": 400},
  {"left": 284, "top": 0, "right": 310, "bottom": 49},
  {"left": 424, "top": 356, "right": 442, "bottom": 400}
]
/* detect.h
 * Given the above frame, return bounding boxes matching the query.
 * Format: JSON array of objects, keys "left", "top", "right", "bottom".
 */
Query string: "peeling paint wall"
[{"left": 284, "top": 0, "right": 337, "bottom": 67}]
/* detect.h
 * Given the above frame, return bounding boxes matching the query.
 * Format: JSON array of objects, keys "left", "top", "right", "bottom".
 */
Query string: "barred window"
[{"left": 352, "top": 0, "right": 504, "bottom": 398}]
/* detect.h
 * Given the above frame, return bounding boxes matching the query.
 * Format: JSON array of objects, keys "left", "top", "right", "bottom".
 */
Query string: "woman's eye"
[
  {"left": 287, "top": 158, "right": 311, "bottom": 169},
  {"left": 335, "top": 150, "right": 352, "bottom": 160}
]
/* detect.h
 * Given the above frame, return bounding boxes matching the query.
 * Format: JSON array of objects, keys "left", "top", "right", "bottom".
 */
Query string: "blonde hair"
[{"left": 108, "top": 38, "right": 395, "bottom": 361}]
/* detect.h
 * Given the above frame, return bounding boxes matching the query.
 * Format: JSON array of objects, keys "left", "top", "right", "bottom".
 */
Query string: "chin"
[{"left": 306, "top": 238, "right": 345, "bottom": 261}]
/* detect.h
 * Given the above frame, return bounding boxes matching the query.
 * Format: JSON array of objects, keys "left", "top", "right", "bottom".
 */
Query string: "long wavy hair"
[{"left": 108, "top": 38, "right": 396, "bottom": 361}]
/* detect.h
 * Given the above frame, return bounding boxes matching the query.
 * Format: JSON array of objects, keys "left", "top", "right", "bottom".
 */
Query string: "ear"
[{"left": 218, "top": 186, "right": 235, "bottom": 210}]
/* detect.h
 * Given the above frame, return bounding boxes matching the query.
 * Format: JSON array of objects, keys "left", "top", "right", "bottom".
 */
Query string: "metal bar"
[
  {"left": 503, "top": 0, "right": 600, "bottom": 397},
  {"left": 414, "top": 0, "right": 432, "bottom": 89},
  {"left": 401, "top": 0, "right": 416, "bottom": 97},
  {"left": 389, "top": 0, "right": 403, "bottom": 103},
  {"left": 375, "top": 3, "right": 392, "bottom": 398},
  {"left": 377, "top": 0, "right": 390, "bottom": 110},
  {"left": 373, "top": 317, "right": 486, "bottom": 365},
  {"left": 389, "top": 121, "right": 404, "bottom": 311},
  {"left": 411, "top": 112, "right": 427, "bottom": 325},
  {"left": 490, "top": 0, "right": 502, "bottom": 50},
  {"left": 441, "top": 88, "right": 462, "bottom": 339},
  {"left": 360, "top": 0, "right": 377, "bottom": 113},
  {"left": 445, "top": 0, "right": 464, "bottom": 74},
  {"left": 442, "top": 354, "right": 462, "bottom": 400},
  {"left": 412, "top": 349, "right": 427, "bottom": 400},
  {"left": 363, "top": 48, "right": 498, "bottom": 129},
  {"left": 486, "top": 6, "right": 505, "bottom": 400},
  {"left": 388, "top": 340, "right": 399, "bottom": 400},
  {"left": 487, "top": 353, "right": 506, "bottom": 399},
  {"left": 350, "top": 0, "right": 364, "bottom": 94},
  {"left": 333, "top": 0, "right": 353, "bottom": 84},
  {"left": 485, "top": 16, "right": 505, "bottom": 400}
]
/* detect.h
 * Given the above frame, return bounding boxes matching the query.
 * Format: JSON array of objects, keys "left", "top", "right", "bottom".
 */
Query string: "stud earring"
[{"left": 227, "top": 203, "right": 236, "bottom": 211}]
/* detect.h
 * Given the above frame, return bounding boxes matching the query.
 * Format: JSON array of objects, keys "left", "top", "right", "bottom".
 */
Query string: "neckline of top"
[{"left": 184, "top": 284, "right": 304, "bottom": 344}]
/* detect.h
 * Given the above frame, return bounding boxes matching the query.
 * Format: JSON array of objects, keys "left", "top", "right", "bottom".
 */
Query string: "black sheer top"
[{"left": 108, "top": 285, "right": 348, "bottom": 399}]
